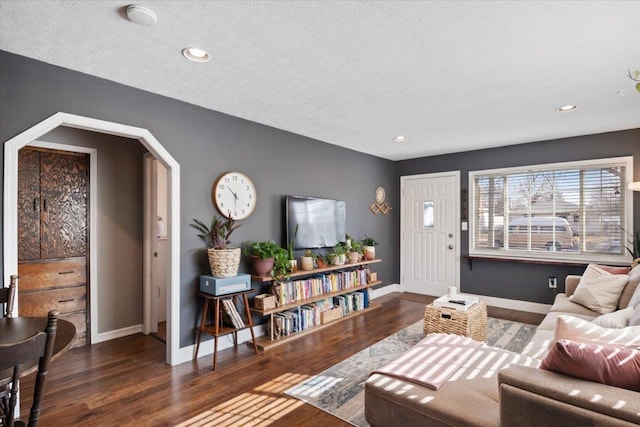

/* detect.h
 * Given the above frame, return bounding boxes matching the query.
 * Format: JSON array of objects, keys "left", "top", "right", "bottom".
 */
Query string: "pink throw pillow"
[
  {"left": 593, "top": 264, "right": 631, "bottom": 275},
  {"left": 541, "top": 339, "right": 640, "bottom": 392}
]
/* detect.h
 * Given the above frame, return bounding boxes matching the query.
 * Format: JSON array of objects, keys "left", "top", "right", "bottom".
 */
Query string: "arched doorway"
[{"left": 3, "top": 112, "right": 182, "bottom": 365}]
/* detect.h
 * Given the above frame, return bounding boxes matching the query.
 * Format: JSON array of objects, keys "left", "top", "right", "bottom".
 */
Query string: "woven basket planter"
[{"left": 207, "top": 247, "right": 241, "bottom": 278}]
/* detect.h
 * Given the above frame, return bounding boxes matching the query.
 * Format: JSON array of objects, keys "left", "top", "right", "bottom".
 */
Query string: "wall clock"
[{"left": 212, "top": 171, "right": 257, "bottom": 220}]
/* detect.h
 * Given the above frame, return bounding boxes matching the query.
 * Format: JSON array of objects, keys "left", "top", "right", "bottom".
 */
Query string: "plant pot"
[
  {"left": 207, "top": 247, "right": 241, "bottom": 278},
  {"left": 252, "top": 256, "right": 275, "bottom": 277},
  {"left": 364, "top": 246, "right": 375, "bottom": 260},
  {"left": 300, "top": 256, "right": 314, "bottom": 271},
  {"left": 347, "top": 251, "right": 360, "bottom": 263},
  {"left": 288, "top": 259, "right": 298, "bottom": 272},
  {"left": 316, "top": 257, "right": 328, "bottom": 268},
  {"left": 332, "top": 254, "right": 346, "bottom": 266}
]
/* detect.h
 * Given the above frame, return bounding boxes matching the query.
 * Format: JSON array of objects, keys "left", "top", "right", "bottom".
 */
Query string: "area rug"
[{"left": 284, "top": 317, "right": 537, "bottom": 426}]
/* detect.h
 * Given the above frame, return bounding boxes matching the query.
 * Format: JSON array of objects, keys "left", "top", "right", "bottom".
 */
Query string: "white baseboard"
[
  {"left": 371, "top": 283, "right": 401, "bottom": 298},
  {"left": 173, "top": 285, "right": 402, "bottom": 365},
  {"left": 373, "top": 283, "right": 551, "bottom": 315},
  {"left": 94, "top": 324, "right": 144, "bottom": 344},
  {"left": 174, "top": 324, "right": 267, "bottom": 365},
  {"left": 170, "top": 284, "right": 550, "bottom": 365}
]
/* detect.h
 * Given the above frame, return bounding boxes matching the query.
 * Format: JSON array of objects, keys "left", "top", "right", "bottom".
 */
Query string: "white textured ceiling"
[{"left": 1, "top": 1, "right": 639, "bottom": 160}]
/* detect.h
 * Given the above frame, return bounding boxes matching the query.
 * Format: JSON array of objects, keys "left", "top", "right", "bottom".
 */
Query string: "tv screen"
[{"left": 286, "top": 196, "right": 346, "bottom": 249}]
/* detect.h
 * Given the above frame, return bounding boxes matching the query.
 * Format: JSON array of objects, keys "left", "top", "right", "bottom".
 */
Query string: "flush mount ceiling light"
[
  {"left": 393, "top": 135, "right": 408, "bottom": 142},
  {"left": 181, "top": 47, "right": 211, "bottom": 63},
  {"left": 556, "top": 104, "right": 577, "bottom": 113},
  {"left": 126, "top": 4, "right": 157, "bottom": 26}
]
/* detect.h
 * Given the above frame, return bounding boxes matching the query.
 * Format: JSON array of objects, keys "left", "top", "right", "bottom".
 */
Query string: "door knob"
[{"left": 448, "top": 245, "right": 454, "bottom": 250}]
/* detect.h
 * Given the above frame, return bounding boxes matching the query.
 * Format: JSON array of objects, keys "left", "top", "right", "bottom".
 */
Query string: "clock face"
[{"left": 212, "top": 172, "right": 257, "bottom": 220}]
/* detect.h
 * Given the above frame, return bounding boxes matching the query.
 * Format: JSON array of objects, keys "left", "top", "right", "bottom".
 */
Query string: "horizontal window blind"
[{"left": 470, "top": 158, "right": 632, "bottom": 262}]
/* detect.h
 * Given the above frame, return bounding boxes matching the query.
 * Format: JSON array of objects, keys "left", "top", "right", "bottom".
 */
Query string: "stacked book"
[
  {"left": 273, "top": 269, "right": 369, "bottom": 306},
  {"left": 432, "top": 294, "right": 479, "bottom": 312},
  {"left": 269, "top": 291, "right": 373, "bottom": 338},
  {"left": 221, "top": 298, "right": 245, "bottom": 329}
]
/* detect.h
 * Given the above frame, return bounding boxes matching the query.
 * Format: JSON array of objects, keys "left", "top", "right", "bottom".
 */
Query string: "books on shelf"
[
  {"left": 432, "top": 294, "right": 479, "bottom": 312},
  {"left": 272, "top": 269, "right": 370, "bottom": 306},
  {"left": 267, "top": 290, "right": 373, "bottom": 339},
  {"left": 221, "top": 298, "right": 245, "bottom": 329}
]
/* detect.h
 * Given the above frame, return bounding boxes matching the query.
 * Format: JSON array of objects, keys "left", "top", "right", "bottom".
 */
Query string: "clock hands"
[
  {"left": 226, "top": 186, "right": 239, "bottom": 214},
  {"left": 227, "top": 186, "right": 239, "bottom": 200}
]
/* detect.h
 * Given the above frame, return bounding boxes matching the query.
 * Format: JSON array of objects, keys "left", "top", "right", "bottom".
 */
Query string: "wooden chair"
[
  {"left": 0, "top": 275, "right": 17, "bottom": 318},
  {"left": 0, "top": 310, "right": 58, "bottom": 427}
]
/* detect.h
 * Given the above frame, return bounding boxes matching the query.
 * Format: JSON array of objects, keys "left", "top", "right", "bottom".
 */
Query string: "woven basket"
[
  {"left": 423, "top": 302, "right": 487, "bottom": 341},
  {"left": 254, "top": 294, "right": 277, "bottom": 311},
  {"left": 321, "top": 307, "right": 343, "bottom": 324},
  {"left": 207, "top": 248, "right": 241, "bottom": 278}
]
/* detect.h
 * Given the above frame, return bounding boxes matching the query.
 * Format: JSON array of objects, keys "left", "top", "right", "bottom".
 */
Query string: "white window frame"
[{"left": 469, "top": 156, "right": 634, "bottom": 265}]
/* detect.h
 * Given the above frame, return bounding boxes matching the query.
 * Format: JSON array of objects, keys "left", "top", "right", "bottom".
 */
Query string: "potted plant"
[
  {"left": 243, "top": 240, "right": 281, "bottom": 277},
  {"left": 330, "top": 244, "right": 348, "bottom": 266},
  {"left": 287, "top": 224, "right": 299, "bottom": 272},
  {"left": 270, "top": 246, "right": 293, "bottom": 306},
  {"left": 190, "top": 215, "right": 242, "bottom": 277},
  {"left": 300, "top": 249, "right": 315, "bottom": 271},
  {"left": 315, "top": 252, "right": 329, "bottom": 268},
  {"left": 348, "top": 240, "right": 363, "bottom": 263},
  {"left": 362, "top": 235, "right": 378, "bottom": 260},
  {"left": 345, "top": 233, "right": 353, "bottom": 249}
]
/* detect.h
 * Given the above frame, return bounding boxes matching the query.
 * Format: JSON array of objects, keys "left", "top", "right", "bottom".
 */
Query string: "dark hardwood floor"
[{"left": 19, "top": 293, "right": 544, "bottom": 426}]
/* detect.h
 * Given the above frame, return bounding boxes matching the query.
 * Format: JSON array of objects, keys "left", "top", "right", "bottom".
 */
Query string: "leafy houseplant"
[
  {"left": 348, "top": 240, "right": 363, "bottom": 263},
  {"left": 330, "top": 244, "right": 348, "bottom": 266},
  {"left": 316, "top": 252, "right": 328, "bottom": 268},
  {"left": 270, "top": 246, "right": 294, "bottom": 306},
  {"left": 362, "top": 235, "right": 378, "bottom": 260},
  {"left": 243, "top": 240, "right": 281, "bottom": 276},
  {"left": 191, "top": 215, "right": 242, "bottom": 277}
]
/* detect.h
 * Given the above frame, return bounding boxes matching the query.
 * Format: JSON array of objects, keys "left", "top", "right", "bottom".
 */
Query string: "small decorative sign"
[{"left": 370, "top": 186, "right": 392, "bottom": 215}]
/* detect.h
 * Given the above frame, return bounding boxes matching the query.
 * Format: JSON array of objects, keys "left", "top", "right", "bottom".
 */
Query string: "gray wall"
[
  {"left": 0, "top": 51, "right": 398, "bottom": 348},
  {"left": 40, "top": 127, "right": 146, "bottom": 333},
  {"left": 397, "top": 130, "right": 640, "bottom": 304}
]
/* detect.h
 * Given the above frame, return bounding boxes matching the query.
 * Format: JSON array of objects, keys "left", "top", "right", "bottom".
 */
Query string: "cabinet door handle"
[{"left": 58, "top": 298, "right": 74, "bottom": 303}]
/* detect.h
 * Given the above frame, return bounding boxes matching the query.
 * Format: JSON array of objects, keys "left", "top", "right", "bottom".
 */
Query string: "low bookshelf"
[{"left": 251, "top": 259, "right": 382, "bottom": 351}]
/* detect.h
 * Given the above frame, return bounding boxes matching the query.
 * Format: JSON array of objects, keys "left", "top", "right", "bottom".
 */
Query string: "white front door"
[{"left": 401, "top": 172, "right": 459, "bottom": 296}]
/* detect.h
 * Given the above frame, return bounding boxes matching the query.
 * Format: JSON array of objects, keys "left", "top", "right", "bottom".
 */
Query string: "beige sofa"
[{"left": 364, "top": 275, "right": 640, "bottom": 426}]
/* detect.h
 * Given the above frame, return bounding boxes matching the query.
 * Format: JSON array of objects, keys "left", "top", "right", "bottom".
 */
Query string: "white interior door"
[{"left": 401, "top": 172, "right": 460, "bottom": 296}]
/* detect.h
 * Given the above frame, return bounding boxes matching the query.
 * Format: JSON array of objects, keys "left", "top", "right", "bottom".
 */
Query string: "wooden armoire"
[{"left": 17, "top": 147, "right": 89, "bottom": 347}]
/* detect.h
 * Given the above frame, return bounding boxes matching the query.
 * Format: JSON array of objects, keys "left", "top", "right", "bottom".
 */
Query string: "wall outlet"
[{"left": 548, "top": 276, "right": 557, "bottom": 289}]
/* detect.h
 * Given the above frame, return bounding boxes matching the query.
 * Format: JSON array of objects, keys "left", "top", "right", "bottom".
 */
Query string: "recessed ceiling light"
[
  {"left": 393, "top": 135, "right": 408, "bottom": 142},
  {"left": 182, "top": 47, "right": 211, "bottom": 63},
  {"left": 556, "top": 104, "right": 577, "bottom": 113},
  {"left": 126, "top": 5, "right": 157, "bottom": 27}
]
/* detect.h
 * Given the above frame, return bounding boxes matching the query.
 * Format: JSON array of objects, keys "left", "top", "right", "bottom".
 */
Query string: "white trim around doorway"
[{"left": 3, "top": 112, "right": 183, "bottom": 365}]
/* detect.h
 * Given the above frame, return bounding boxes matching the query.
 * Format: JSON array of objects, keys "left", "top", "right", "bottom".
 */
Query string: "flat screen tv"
[{"left": 286, "top": 196, "right": 346, "bottom": 249}]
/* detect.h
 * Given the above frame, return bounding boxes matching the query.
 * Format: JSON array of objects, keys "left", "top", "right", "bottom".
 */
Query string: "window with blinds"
[{"left": 469, "top": 157, "right": 633, "bottom": 263}]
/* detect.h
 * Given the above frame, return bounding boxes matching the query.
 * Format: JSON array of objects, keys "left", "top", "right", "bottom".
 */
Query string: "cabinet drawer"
[
  {"left": 18, "top": 258, "right": 86, "bottom": 291},
  {"left": 19, "top": 286, "right": 86, "bottom": 316}
]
